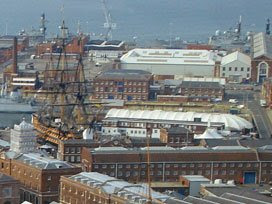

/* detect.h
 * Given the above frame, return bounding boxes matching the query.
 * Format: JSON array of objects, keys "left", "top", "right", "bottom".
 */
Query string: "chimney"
[{"left": 13, "top": 37, "right": 18, "bottom": 73}]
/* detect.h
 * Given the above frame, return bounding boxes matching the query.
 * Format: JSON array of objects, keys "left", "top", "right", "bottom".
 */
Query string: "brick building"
[
  {"left": 251, "top": 32, "right": 272, "bottom": 83},
  {"left": 0, "top": 153, "right": 81, "bottom": 204},
  {"left": 179, "top": 81, "right": 224, "bottom": 102},
  {"left": 0, "top": 173, "right": 20, "bottom": 204},
  {"left": 262, "top": 78, "right": 272, "bottom": 108},
  {"left": 57, "top": 138, "right": 165, "bottom": 164},
  {"left": 81, "top": 145, "right": 272, "bottom": 184},
  {"left": 160, "top": 127, "right": 194, "bottom": 147},
  {"left": 60, "top": 172, "right": 184, "bottom": 204},
  {"left": 92, "top": 69, "right": 153, "bottom": 101}
]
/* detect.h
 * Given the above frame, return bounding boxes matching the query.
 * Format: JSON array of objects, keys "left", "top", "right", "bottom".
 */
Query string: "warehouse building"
[
  {"left": 120, "top": 48, "right": 221, "bottom": 77},
  {"left": 220, "top": 51, "right": 251, "bottom": 83},
  {"left": 81, "top": 145, "right": 272, "bottom": 184}
]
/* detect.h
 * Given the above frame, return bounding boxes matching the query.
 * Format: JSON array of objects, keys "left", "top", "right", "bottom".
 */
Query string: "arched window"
[{"left": 259, "top": 62, "right": 268, "bottom": 75}]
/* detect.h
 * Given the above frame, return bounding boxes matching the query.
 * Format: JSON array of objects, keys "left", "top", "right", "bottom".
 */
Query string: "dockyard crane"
[{"left": 101, "top": 0, "right": 116, "bottom": 40}]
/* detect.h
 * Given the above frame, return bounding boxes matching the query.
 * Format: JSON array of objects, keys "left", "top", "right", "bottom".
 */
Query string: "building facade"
[
  {"left": 220, "top": 51, "right": 251, "bottom": 83},
  {"left": 60, "top": 172, "right": 184, "bottom": 204},
  {"left": 0, "top": 153, "right": 81, "bottom": 204},
  {"left": 81, "top": 146, "right": 272, "bottom": 185},
  {"left": 251, "top": 32, "right": 272, "bottom": 83},
  {"left": 179, "top": 81, "right": 224, "bottom": 101},
  {"left": 10, "top": 119, "right": 36, "bottom": 154},
  {"left": 0, "top": 173, "right": 20, "bottom": 204},
  {"left": 120, "top": 48, "right": 221, "bottom": 77},
  {"left": 92, "top": 69, "right": 152, "bottom": 101}
]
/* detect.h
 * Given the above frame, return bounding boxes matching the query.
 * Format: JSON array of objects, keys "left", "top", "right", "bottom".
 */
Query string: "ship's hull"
[
  {"left": 32, "top": 114, "right": 81, "bottom": 145},
  {"left": 0, "top": 99, "right": 39, "bottom": 113}
]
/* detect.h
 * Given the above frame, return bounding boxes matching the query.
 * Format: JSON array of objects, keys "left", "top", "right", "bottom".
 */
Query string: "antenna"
[
  {"left": 237, "top": 15, "right": 242, "bottom": 38},
  {"left": 40, "top": 13, "right": 47, "bottom": 40},
  {"left": 266, "top": 18, "right": 270, "bottom": 35},
  {"left": 5, "top": 20, "right": 8, "bottom": 35}
]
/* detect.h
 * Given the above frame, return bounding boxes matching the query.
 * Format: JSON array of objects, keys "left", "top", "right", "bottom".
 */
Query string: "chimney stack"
[{"left": 12, "top": 37, "right": 18, "bottom": 73}]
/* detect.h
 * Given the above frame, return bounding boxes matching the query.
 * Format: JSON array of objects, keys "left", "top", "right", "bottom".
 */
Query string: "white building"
[
  {"left": 10, "top": 118, "right": 36, "bottom": 154},
  {"left": 220, "top": 51, "right": 251, "bottom": 82},
  {"left": 120, "top": 48, "right": 221, "bottom": 77},
  {"left": 101, "top": 109, "right": 253, "bottom": 139}
]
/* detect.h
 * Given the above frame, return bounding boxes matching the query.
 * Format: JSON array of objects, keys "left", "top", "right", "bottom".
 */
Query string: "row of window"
[
  {"left": 222, "top": 73, "right": 251, "bottom": 78},
  {"left": 222, "top": 67, "right": 250, "bottom": 72},
  {"left": 95, "top": 81, "right": 147, "bottom": 86},
  {"left": 93, "top": 162, "right": 264, "bottom": 170},
  {"left": 64, "top": 155, "right": 81, "bottom": 163},
  {"left": 96, "top": 87, "right": 147, "bottom": 93},
  {"left": 64, "top": 147, "right": 81, "bottom": 154},
  {"left": 95, "top": 94, "right": 147, "bottom": 100}
]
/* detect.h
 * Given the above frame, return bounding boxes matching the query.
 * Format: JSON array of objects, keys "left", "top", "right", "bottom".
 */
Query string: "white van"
[{"left": 229, "top": 99, "right": 238, "bottom": 104}]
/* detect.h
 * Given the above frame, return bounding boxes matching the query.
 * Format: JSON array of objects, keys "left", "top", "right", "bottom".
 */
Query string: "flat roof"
[
  {"left": 95, "top": 69, "right": 152, "bottom": 80},
  {"left": 121, "top": 48, "right": 220, "bottom": 66}
]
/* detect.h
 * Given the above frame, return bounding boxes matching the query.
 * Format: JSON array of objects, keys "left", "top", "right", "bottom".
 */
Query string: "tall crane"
[{"left": 101, "top": 0, "right": 116, "bottom": 40}]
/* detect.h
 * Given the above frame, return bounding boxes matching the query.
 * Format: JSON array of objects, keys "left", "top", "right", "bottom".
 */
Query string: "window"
[
  {"left": 134, "top": 164, "right": 138, "bottom": 169},
  {"left": 141, "top": 171, "right": 146, "bottom": 176},
  {"left": 158, "top": 164, "right": 163, "bottom": 168},
  {"left": 118, "top": 164, "right": 123, "bottom": 169},
  {"left": 230, "top": 163, "right": 235, "bottom": 168},
  {"left": 262, "top": 163, "right": 267, "bottom": 167},
  {"left": 214, "top": 170, "right": 218, "bottom": 175},
  {"left": 205, "top": 170, "right": 210, "bottom": 175},
  {"left": 198, "top": 170, "right": 202, "bottom": 175},
  {"left": 247, "top": 67, "right": 250, "bottom": 72},
  {"left": 110, "top": 172, "right": 115, "bottom": 177},
  {"left": 246, "top": 163, "right": 251, "bottom": 167},
  {"left": 126, "top": 164, "right": 131, "bottom": 169},
  {"left": 173, "top": 171, "right": 178, "bottom": 176},
  {"left": 206, "top": 163, "right": 211, "bottom": 168},
  {"left": 157, "top": 171, "right": 162, "bottom": 176},
  {"left": 222, "top": 73, "right": 225, "bottom": 77},
  {"left": 102, "top": 165, "right": 107, "bottom": 169},
  {"left": 238, "top": 163, "right": 243, "bottom": 167},
  {"left": 141, "top": 164, "right": 146, "bottom": 168},
  {"left": 133, "top": 172, "right": 138, "bottom": 176},
  {"left": 174, "top": 164, "right": 179, "bottom": 168},
  {"left": 94, "top": 165, "right": 99, "bottom": 169},
  {"left": 198, "top": 163, "right": 203, "bottom": 167},
  {"left": 166, "top": 164, "right": 171, "bottom": 168},
  {"left": 235, "top": 67, "right": 237, "bottom": 71},
  {"left": 222, "top": 67, "right": 225, "bottom": 71},
  {"left": 230, "top": 170, "right": 235, "bottom": 175},
  {"left": 190, "top": 164, "right": 195, "bottom": 168},
  {"left": 221, "top": 170, "right": 226, "bottom": 175},
  {"left": 221, "top": 163, "right": 226, "bottom": 168},
  {"left": 126, "top": 172, "right": 130, "bottom": 177},
  {"left": 229, "top": 67, "right": 232, "bottom": 71},
  {"left": 165, "top": 171, "right": 170, "bottom": 176},
  {"left": 118, "top": 172, "right": 123, "bottom": 176},
  {"left": 214, "top": 163, "right": 219, "bottom": 167},
  {"left": 247, "top": 73, "right": 250, "bottom": 78},
  {"left": 2, "top": 187, "right": 12, "bottom": 198},
  {"left": 241, "top": 67, "right": 244, "bottom": 71},
  {"left": 111, "top": 165, "right": 115, "bottom": 169},
  {"left": 181, "top": 164, "right": 187, "bottom": 168}
]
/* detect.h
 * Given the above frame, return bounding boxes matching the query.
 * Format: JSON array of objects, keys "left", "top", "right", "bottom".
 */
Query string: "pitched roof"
[
  {"left": 252, "top": 32, "right": 272, "bottom": 59},
  {"left": 221, "top": 51, "right": 251, "bottom": 66}
]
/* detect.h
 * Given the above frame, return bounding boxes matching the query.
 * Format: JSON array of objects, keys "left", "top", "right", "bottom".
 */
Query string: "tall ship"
[{"left": 32, "top": 21, "right": 101, "bottom": 145}]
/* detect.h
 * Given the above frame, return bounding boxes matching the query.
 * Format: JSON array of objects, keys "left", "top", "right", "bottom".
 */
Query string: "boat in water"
[
  {"left": 208, "top": 16, "right": 251, "bottom": 51},
  {"left": 0, "top": 84, "right": 39, "bottom": 113}
]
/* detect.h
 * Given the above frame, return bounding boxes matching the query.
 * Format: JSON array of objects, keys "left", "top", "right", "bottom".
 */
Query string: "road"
[{"left": 226, "top": 89, "right": 272, "bottom": 138}]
